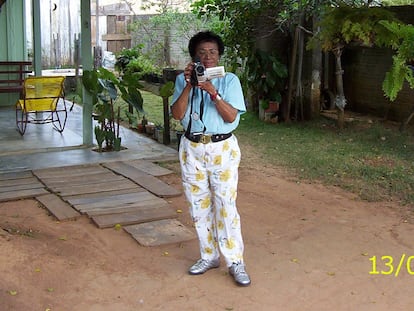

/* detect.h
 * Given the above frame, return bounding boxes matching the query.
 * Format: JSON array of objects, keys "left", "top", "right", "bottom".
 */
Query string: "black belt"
[{"left": 185, "top": 132, "right": 232, "bottom": 144}]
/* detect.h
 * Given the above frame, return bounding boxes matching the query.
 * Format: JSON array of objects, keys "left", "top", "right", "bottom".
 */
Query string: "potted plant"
[
  {"left": 145, "top": 122, "right": 155, "bottom": 135},
  {"left": 246, "top": 49, "right": 287, "bottom": 120},
  {"left": 137, "top": 115, "right": 148, "bottom": 133},
  {"left": 154, "top": 123, "right": 164, "bottom": 143},
  {"left": 115, "top": 45, "right": 160, "bottom": 83}
]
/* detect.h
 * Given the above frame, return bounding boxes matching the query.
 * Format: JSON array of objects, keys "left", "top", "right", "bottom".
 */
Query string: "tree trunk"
[
  {"left": 295, "top": 26, "right": 304, "bottom": 121},
  {"left": 399, "top": 103, "right": 414, "bottom": 132},
  {"left": 332, "top": 45, "right": 346, "bottom": 129},
  {"left": 310, "top": 13, "right": 322, "bottom": 119},
  {"left": 285, "top": 27, "right": 299, "bottom": 123}
]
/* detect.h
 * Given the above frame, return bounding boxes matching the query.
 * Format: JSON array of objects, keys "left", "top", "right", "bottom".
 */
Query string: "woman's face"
[{"left": 195, "top": 41, "right": 220, "bottom": 68}]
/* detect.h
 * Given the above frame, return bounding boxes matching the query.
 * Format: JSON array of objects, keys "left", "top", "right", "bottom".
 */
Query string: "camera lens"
[{"left": 195, "top": 65, "right": 205, "bottom": 74}]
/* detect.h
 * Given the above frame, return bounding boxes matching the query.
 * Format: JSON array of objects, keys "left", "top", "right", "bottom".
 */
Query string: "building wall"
[
  {"left": 341, "top": 5, "right": 414, "bottom": 122},
  {"left": 0, "top": 0, "right": 26, "bottom": 60},
  {"left": 130, "top": 14, "right": 199, "bottom": 70},
  {"left": 25, "top": 0, "right": 81, "bottom": 68},
  {"left": 342, "top": 46, "right": 413, "bottom": 121},
  {"left": 0, "top": 0, "right": 27, "bottom": 106},
  {"left": 25, "top": 1, "right": 190, "bottom": 69}
]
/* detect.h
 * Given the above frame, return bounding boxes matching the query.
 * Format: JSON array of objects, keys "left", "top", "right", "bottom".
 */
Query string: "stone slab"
[{"left": 124, "top": 219, "right": 196, "bottom": 247}]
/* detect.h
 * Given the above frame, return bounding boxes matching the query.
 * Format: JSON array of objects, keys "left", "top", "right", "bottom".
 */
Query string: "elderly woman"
[{"left": 170, "top": 31, "right": 250, "bottom": 286}]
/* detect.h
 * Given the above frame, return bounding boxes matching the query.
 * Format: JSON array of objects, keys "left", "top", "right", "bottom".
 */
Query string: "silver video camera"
[{"left": 191, "top": 58, "right": 225, "bottom": 86}]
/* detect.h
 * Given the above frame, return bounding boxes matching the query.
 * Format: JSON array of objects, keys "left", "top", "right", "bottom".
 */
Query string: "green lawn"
[
  {"left": 235, "top": 112, "right": 414, "bottom": 206},
  {"left": 115, "top": 90, "right": 182, "bottom": 131}
]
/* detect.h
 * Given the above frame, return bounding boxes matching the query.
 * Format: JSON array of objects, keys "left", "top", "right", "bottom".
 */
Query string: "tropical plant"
[
  {"left": 246, "top": 49, "right": 288, "bottom": 110},
  {"left": 377, "top": 21, "right": 414, "bottom": 101},
  {"left": 159, "top": 80, "right": 175, "bottom": 99},
  {"left": 82, "top": 67, "right": 144, "bottom": 151},
  {"left": 377, "top": 20, "right": 414, "bottom": 131}
]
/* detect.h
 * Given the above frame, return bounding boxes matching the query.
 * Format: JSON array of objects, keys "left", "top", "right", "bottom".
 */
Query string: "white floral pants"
[{"left": 179, "top": 134, "right": 245, "bottom": 267}]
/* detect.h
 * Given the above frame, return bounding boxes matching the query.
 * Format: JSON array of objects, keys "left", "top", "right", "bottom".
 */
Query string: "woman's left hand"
[{"left": 197, "top": 80, "right": 216, "bottom": 96}]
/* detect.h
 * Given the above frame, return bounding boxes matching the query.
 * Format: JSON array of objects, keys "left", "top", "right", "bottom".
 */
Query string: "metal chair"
[{"left": 15, "top": 76, "right": 67, "bottom": 135}]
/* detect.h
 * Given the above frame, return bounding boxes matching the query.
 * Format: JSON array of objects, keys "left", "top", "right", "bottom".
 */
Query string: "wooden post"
[
  {"left": 163, "top": 97, "right": 170, "bottom": 145},
  {"left": 81, "top": 0, "right": 94, "bottom": 146}
]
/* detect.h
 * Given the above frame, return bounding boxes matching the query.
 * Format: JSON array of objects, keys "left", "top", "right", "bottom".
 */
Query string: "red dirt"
[{"left": 1, "top": 149, "right": 414, "bottom": 310}]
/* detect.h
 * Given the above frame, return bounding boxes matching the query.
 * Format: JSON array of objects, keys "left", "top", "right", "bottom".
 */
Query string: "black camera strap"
[{"left": 185, "top": 87, "right": 206, "bottom": 137}]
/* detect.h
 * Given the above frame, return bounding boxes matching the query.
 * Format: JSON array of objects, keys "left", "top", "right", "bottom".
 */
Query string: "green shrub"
[{"left": 115, "top": 45, "right": 159, "bottom": 78}]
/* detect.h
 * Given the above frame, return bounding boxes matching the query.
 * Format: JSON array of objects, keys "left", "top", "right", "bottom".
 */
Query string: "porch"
[{"left": 0, "top": 103, "right": 178, "bottom": 173}]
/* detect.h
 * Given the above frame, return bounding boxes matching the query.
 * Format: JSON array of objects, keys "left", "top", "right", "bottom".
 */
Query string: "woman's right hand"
[{"left": 184, "top": 62, "right": 194, "bottom": 85}]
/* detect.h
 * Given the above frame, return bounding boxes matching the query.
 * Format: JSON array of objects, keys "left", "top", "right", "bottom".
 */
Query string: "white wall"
[
  {"left": 25, "top": 0, "right": 191, "bottom": 68},
  {"left": 26, "top": 0, "right": 81, "bottom": 68}
]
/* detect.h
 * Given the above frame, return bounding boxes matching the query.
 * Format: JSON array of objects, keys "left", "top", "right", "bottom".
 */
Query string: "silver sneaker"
[
  {"left": 188, "top": 258, "right": 220, "bottom": 275},
  {"left": 229, "top": 263, "right": 251, "bottom": 286}
]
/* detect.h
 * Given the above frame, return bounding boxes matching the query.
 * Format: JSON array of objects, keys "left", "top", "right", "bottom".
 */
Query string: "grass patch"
[
  {"left": 114, "top": 90, "right": 182, "bottom": 130},
  {"left": 115, "top": 90, "right": 164, "bottom": 126},
  {"left": 235, "top": 112, "right": 414, "bottom": 205}
]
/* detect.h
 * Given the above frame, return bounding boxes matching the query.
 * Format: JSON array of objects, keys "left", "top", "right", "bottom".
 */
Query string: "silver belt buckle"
[{"left": 200, "top": 134, "right": 211, "bottom": 144}]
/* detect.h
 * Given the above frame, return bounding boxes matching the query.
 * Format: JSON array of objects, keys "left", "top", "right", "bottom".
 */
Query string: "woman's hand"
[
  {"left": 197, "top": 80, "right": 216, "bottom": 96},
  {"left": 184, "top": 62, "right": 194, "bottom": 85},
  {"left": 184, "top": 62, "right": 216, "bottom": 96}
]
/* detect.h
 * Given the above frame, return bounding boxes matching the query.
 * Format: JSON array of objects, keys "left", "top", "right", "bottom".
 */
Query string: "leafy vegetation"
[
  {"left": 191, "top": 0, "right": 286, "bottom": 67},
  {"left": 82, "top": 67, "right": 144, "bottom": 151},
  {"left": 115, "top": 45, "right": 158, "bottom": 77},
  {"left": 308, "top": 6, "right": 398, "bottom": 51},
  {"left": 246, "top": 49, "right": 288, "bottom": 107},
  {"left": 128, "top": 8, "right": 220, "bottom": 70},
  {"left": 306, "top": 5, "right": 400, "bottom": 127},
  {"left": 377, "top": 21, "right": 414, "bottom": 101}
]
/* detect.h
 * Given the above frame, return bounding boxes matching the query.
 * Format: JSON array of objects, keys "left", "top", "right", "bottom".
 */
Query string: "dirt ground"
[{"left": 1, "top": 144, "right": 414, "bottom": 311}]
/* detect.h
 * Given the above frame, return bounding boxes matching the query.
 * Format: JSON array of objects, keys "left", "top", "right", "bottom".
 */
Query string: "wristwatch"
[{"left": 210, "top": 91, "right": 222, "bottom": 102}]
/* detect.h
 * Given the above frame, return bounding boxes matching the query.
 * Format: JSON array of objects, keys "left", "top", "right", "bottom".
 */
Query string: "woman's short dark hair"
[{"left": 188, "top": 31, "right": 224, "bottom": 59}]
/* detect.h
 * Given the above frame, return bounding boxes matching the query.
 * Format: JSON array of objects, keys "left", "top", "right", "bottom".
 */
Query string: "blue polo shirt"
[{"left": 171, "top": 72, "right": 246, "bottom": 135}]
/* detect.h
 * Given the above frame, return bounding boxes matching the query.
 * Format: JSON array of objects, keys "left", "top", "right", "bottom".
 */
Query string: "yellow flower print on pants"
[{"left": 179, "top": 134, "right": 245, "bottom": 267}]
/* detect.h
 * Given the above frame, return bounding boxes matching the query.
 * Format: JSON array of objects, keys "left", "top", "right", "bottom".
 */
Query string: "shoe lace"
[
  {"left": 232, "top": 263, "right": 247, "bottom": 275},
  {"left": 197, "top": 259, "right": 210, "bottom": 269}
]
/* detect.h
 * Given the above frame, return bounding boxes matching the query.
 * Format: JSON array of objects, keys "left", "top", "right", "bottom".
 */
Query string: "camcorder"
[{"left": 190, "top": 57, "right": 225, "bottom": 86}]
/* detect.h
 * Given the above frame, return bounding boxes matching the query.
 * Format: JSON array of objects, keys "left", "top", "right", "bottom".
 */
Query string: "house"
[{"left": 0, "top": 0, "right": 95, "bottom": 145}]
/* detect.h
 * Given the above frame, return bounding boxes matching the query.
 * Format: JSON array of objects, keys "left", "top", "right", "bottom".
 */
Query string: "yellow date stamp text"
[{"left": 369, "top": 254, "right": 414, "bottom": 276}]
